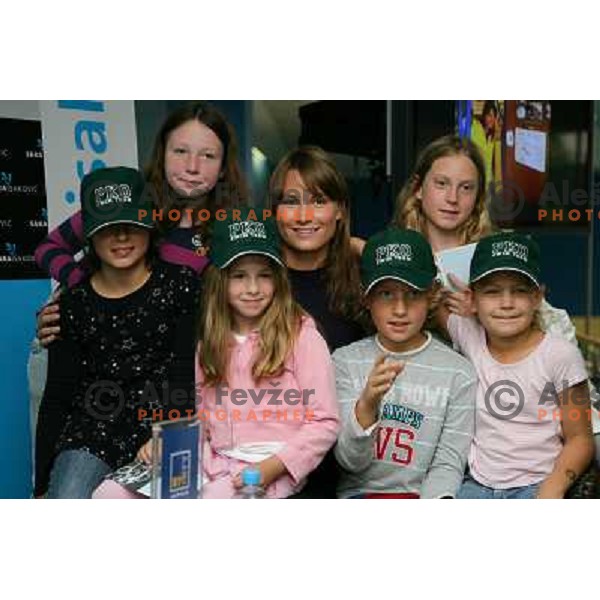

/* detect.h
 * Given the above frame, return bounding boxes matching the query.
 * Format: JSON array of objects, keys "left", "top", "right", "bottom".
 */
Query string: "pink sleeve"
[
  {"left": 34, "top": 211, "right": 87, "bottom": 288},
  {"left": 549, "top": 338, "right": 589, "bottom": 393},
  {"left": 275, "top": 319, "right": 340, "bottom": 483},
  {"left": 195, "top": 346, "right": 226, "bottom": 482},
  {"left": 447, "top": 314, "right": 484, "bottom": 360}
]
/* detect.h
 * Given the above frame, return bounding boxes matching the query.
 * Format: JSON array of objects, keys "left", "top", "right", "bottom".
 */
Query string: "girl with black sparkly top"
[{"left": 35, "top": 166, "right": 200, "bottom": 498}]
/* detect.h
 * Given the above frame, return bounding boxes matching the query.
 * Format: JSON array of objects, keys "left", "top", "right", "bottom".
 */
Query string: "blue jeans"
[
  {"left": 457, "top": 473, "right": 540, "bottom": 499},
  {"left": 46, "top": 450, "right": 112, "bottom": 499},
  {"left": 28, "top": 340, "right": 48, "bottom": 492}
]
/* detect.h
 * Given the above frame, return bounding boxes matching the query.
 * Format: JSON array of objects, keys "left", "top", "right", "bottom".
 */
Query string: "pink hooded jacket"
[{"left": 200, "top": 316, "right": 340, "bottom": 498}]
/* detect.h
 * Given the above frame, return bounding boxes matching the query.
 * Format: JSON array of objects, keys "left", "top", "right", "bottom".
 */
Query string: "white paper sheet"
[
  {"left": 435, "top": 243, "right": 477, "bottom": 290},
  {"left": 219, "top": 441, "right": 285, "bottom": 464},
  {"left": 515, "top": 127, "right": 547, "bottom": 173}
]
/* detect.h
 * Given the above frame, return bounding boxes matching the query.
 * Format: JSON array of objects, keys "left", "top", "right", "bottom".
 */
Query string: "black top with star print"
[{"left": 35, "top": 261, "right": 201, "bottom": 495}]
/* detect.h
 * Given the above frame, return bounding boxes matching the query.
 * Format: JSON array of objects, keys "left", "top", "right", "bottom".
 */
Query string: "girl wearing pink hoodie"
[{"left": 197, "top": 208, "right": 340, "bottom": 498}]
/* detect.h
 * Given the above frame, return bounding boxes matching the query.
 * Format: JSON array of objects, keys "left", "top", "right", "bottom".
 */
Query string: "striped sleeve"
[
  {"left": 34, "top": 211, "right": 87, "bottom": 288},
  {"left": 158, "top": 239, "right": 209, "bottom": 274}
]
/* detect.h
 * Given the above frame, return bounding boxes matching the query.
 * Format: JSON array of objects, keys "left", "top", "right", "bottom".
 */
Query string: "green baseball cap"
[
  {"left": 361, "top": 227, "right": 437, "bottom": 294},
  {"left": 210, "top": 207, "right": 283, "bottom": 268},
  {"left": 81, "top": 166, "right": 155, "bottom": 239},
  {"left": 470, "top": 231, "right": 541, "bottom": 287}
]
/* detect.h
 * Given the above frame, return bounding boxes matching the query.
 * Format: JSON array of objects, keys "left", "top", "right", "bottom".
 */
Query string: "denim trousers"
[
  {"left": 46, "top": 449, "right": 112, "bottom": 499},
  {"left": 457, "top": 472, "right": 540, "bottom": 499}
]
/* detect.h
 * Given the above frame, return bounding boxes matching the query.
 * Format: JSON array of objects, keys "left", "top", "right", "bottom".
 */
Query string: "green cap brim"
[
  {"left": 364, "top": 267, "right": 435, "bottom": 295},
  {"left": 470, "top": 266, "right": 540, "bottom": 288},
  {"left": 86, "top": 220, "right": 155, "bottom": 239},
  {"left": 219, "top": 249, "right": 284, "bottom": 269}
]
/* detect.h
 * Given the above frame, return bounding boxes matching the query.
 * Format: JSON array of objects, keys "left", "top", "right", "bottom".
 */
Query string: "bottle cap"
[{"left": 242, "top": 467, "right": 261, "bottom": 486}]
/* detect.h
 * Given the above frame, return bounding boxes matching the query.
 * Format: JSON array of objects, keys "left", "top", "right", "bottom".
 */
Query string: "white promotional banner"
[{"left": 39, "top": 100, "right": 138, "bottom": 229}]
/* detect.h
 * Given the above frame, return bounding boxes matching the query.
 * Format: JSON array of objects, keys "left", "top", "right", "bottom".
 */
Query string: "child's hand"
[
  {"left": 232, "top": 471, "right": 243, "bottom": 490},
  {"left": 36, "top": 290, "right": 62, "bottom": 347},
  {"left": 362, "top": 354, "right": 405, "bottom": 407},
  {"left": 356, "top": 354, "right": 404, "bottom": 428},
  {"left": 136, "top": 440, "right": 153, "bottom": 465},
  {"left": 442, "top": 274, "right": 475, "bottom": 317}
]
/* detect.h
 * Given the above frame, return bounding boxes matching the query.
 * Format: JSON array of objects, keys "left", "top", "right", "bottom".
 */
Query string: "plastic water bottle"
[{"left": 239, "top": 467, "right": 264, "bottom": 499}]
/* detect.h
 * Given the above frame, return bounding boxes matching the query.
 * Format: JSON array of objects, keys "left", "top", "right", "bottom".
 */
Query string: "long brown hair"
[
  {"left": 393, "top": 134, "right": 493, "bottom": 244},
  {"left": 145, "top": 101, "right": 249, "bottom": 239},
  {"left": 269, "top": 146, "right": 362, "bottom": 321},
  {"left": 198, "top": 258, "right": 306, "bottom": 386}
]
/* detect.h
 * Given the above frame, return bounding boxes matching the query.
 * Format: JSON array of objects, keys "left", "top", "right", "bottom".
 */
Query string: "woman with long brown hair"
[
  {"left": 269, "top": 146, "right": 365, "bottom": 352},
  {"left": 268, "top": 146, "right": 365, "bottom": 498}
]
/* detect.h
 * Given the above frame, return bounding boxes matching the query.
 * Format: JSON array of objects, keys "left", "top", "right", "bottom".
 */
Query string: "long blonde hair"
[
  {"left": 269, "top": 146, "right": 362, "bottom": 321},
  {"left": 198, "top": 258, "right": 306, "bottom": 386},
  {"left": 393, "top": 135, "right": 493, "bottom": 244}
]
